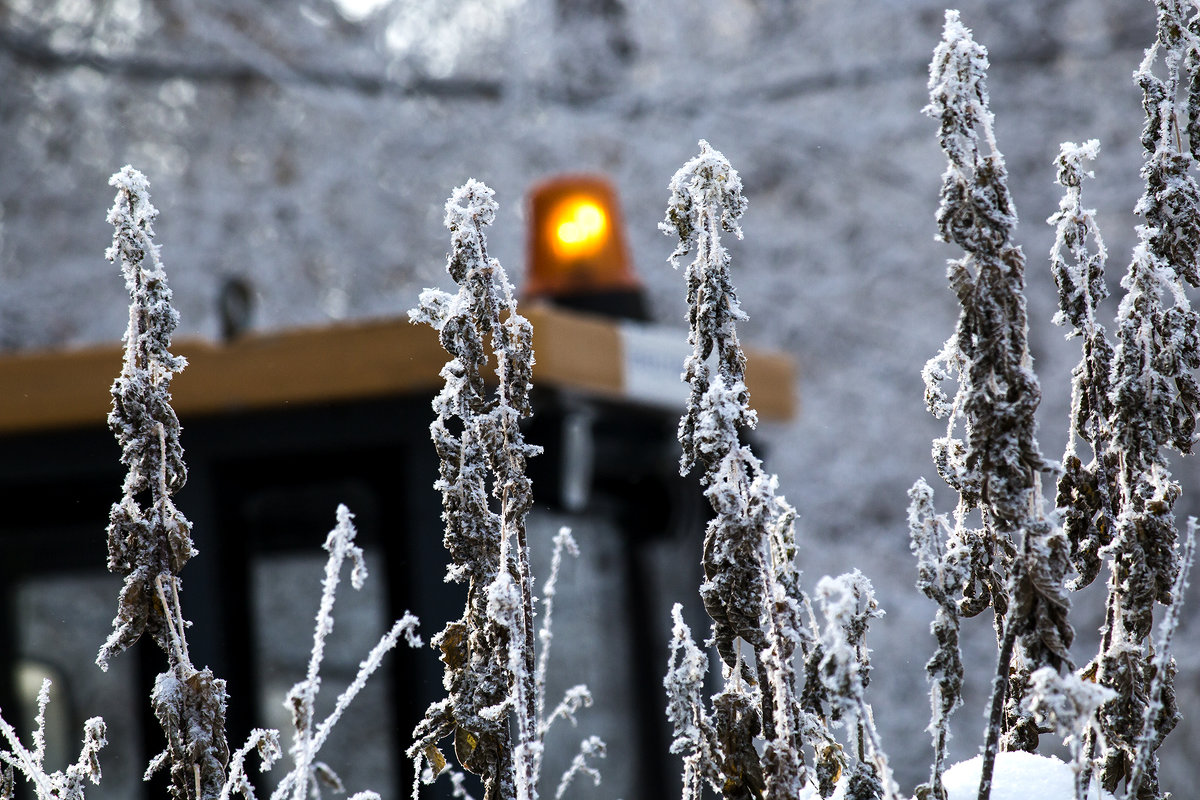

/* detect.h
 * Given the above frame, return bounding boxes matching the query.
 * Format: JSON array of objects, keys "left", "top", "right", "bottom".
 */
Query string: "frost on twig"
[
  {"left": 552, "top": 736, "right": 605, "bottom": 800},
  {"left": 534, "top": 530, "right": 606, "bottom": 795},
  {"left": 218, "top": 729, "right": 282, "bottom": 800},
  {"left": 272, "top": 505, "right": 421, "bottom": 800},
  {"left": 908, "top": 479, "right": 965, "bottom": 800},
  {"left": 409, "top": 181, "right": 598, "bottom": 800},
  {"left": 663, "top": 605, "right": 720, "bottom": 800},
  {"left": 535, "top": 528, "right": 579, "bottom": 736},
  {"left": 217, "top": 508, "right": 421, "bottom": 800},
  {"left": 0, "top": 680, "right": 106, "bottom": 800}
]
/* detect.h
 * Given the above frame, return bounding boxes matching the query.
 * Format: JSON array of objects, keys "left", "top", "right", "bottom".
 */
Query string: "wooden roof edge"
[{"left": 0, "top": 309, "right": 797, "bottom": 434}]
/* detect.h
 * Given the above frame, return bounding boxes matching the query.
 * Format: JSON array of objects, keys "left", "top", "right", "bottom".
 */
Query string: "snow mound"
[
  {"left": 943, "top": 752, "right": 1113, "bottom": 800},
  {"left": 798, "top": 752, "right": 1115, "bottom": 800}
]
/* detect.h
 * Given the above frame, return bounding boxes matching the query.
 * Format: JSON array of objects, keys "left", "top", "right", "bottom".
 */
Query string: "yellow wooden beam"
[{"left": 0, "top": 307, "right": 796, "bottom": 434}]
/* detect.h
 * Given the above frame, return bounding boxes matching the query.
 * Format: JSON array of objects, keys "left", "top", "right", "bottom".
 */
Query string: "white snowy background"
[{"left": 3, "top": 0, "right": 1199, "bottom": 796}]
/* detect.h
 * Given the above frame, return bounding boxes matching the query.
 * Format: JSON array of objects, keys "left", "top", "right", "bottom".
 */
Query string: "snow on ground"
[
  {"left": 943, "top": 753, "right": 1114, "bottom": 800},
  {"left": 799, "top": 753, "right": 1114, "bottom": 800}
]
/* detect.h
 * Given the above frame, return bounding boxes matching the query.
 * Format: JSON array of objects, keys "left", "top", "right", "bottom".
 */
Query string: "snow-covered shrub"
[
  {"left": 408, "top": 180, "right": 602, "bottom": 800},
  {"left": 1049, "top": 138, "right": 1118, "bottom": 596},
  {"left": 101, "top": 165, "right": 195, "bottom": 672},
  {"left": 917, "top": 6, "right": 1200, "bottom": 800}
]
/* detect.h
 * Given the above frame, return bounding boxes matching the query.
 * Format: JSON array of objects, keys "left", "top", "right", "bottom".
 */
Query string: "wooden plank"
[
  {"left": 0, "top": 318, "right": 447, "bottom": 434},
  {"left": 525, "top": 305, "right": 624, "bottom": 396},
  {"left": 172, "top": 318, "right": 446, "bottom": 415},
  {"left": 0, "top": 344, "right": 123, "bottom": 433},
  {"left": 524, "top": 304, "right": 797, "bottom": 420},
  {"left": 744, "top": 348, "right": 797, "bottom": 422},
  {"left": 0, "top": 309, "right": 795, "bottom": 434}
]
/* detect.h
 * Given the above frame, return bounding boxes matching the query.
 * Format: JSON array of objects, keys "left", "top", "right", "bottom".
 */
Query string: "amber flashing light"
[{"left": 525, "top": 174, "right": 641, "bottom": 300}]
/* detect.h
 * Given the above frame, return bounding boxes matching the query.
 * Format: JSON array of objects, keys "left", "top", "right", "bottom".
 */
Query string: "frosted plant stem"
[
  {"left": 272, "top": 508, "right": 417, "bottom": 800},
  {"left": 534, "top": 535, "right": 561, "bottom": 726},
  {"left": 311, "top": 621, "right": 404, "bottom": 753},
  {"left": 218, "top": 729, "right": 280, "bottom": 800},
  {"left": 663, "top": 140, "right": 825, "bottom": 800},
  {"left": 855, "top": 700, "right": 901, "bottom": 800},
  {"left": 0, "top": 681, "right": 106, "bottom": 800},
  {"left": 167, "top": 580, "right": 189, "bottom": 666},
  {"left": 495, "top": 487, "right": 538, "bottom": 800},
  {"left": 553, "top": 736, "right": 604, "bottom": 799},
  {"left": 759, "top": 551, "right": 806, "bottom": 790},
  {"left": 977, "top": 615, "right": 1018, "bottom": 800},
  {"left": 31, "top": 682, "right": 48, "bottom": 767},
  {"left": 0, "top": 715, "right": 53, "bottom": 799},
  {"left": 511, "top": 515, "right": 539, "bottom": 800},
  {"left": 154, "top": 575, "right": 187, "bottom": 670},
  {"left": 153, "top": 421, "right": 192, "bottom": 673},
  {"left": 536, "top": 529, "right": 578, "bottom": 734},
  {"left": 1122, "top": 520, "right": 1197, "bottom": 800},
  {"left": 409, "top": 179, "right": 593, "bottom": 800}
]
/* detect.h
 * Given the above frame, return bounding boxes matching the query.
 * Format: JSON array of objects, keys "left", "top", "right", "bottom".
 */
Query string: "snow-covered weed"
[
  {"left": 914, "top": 7, "right": 1199, "bottom": 800},
  {"left": 408, "top": 180, "right": 603, "bottom": 800},
  {"left": 662, "top": 140, "right": 891, "bottom": 800}
]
